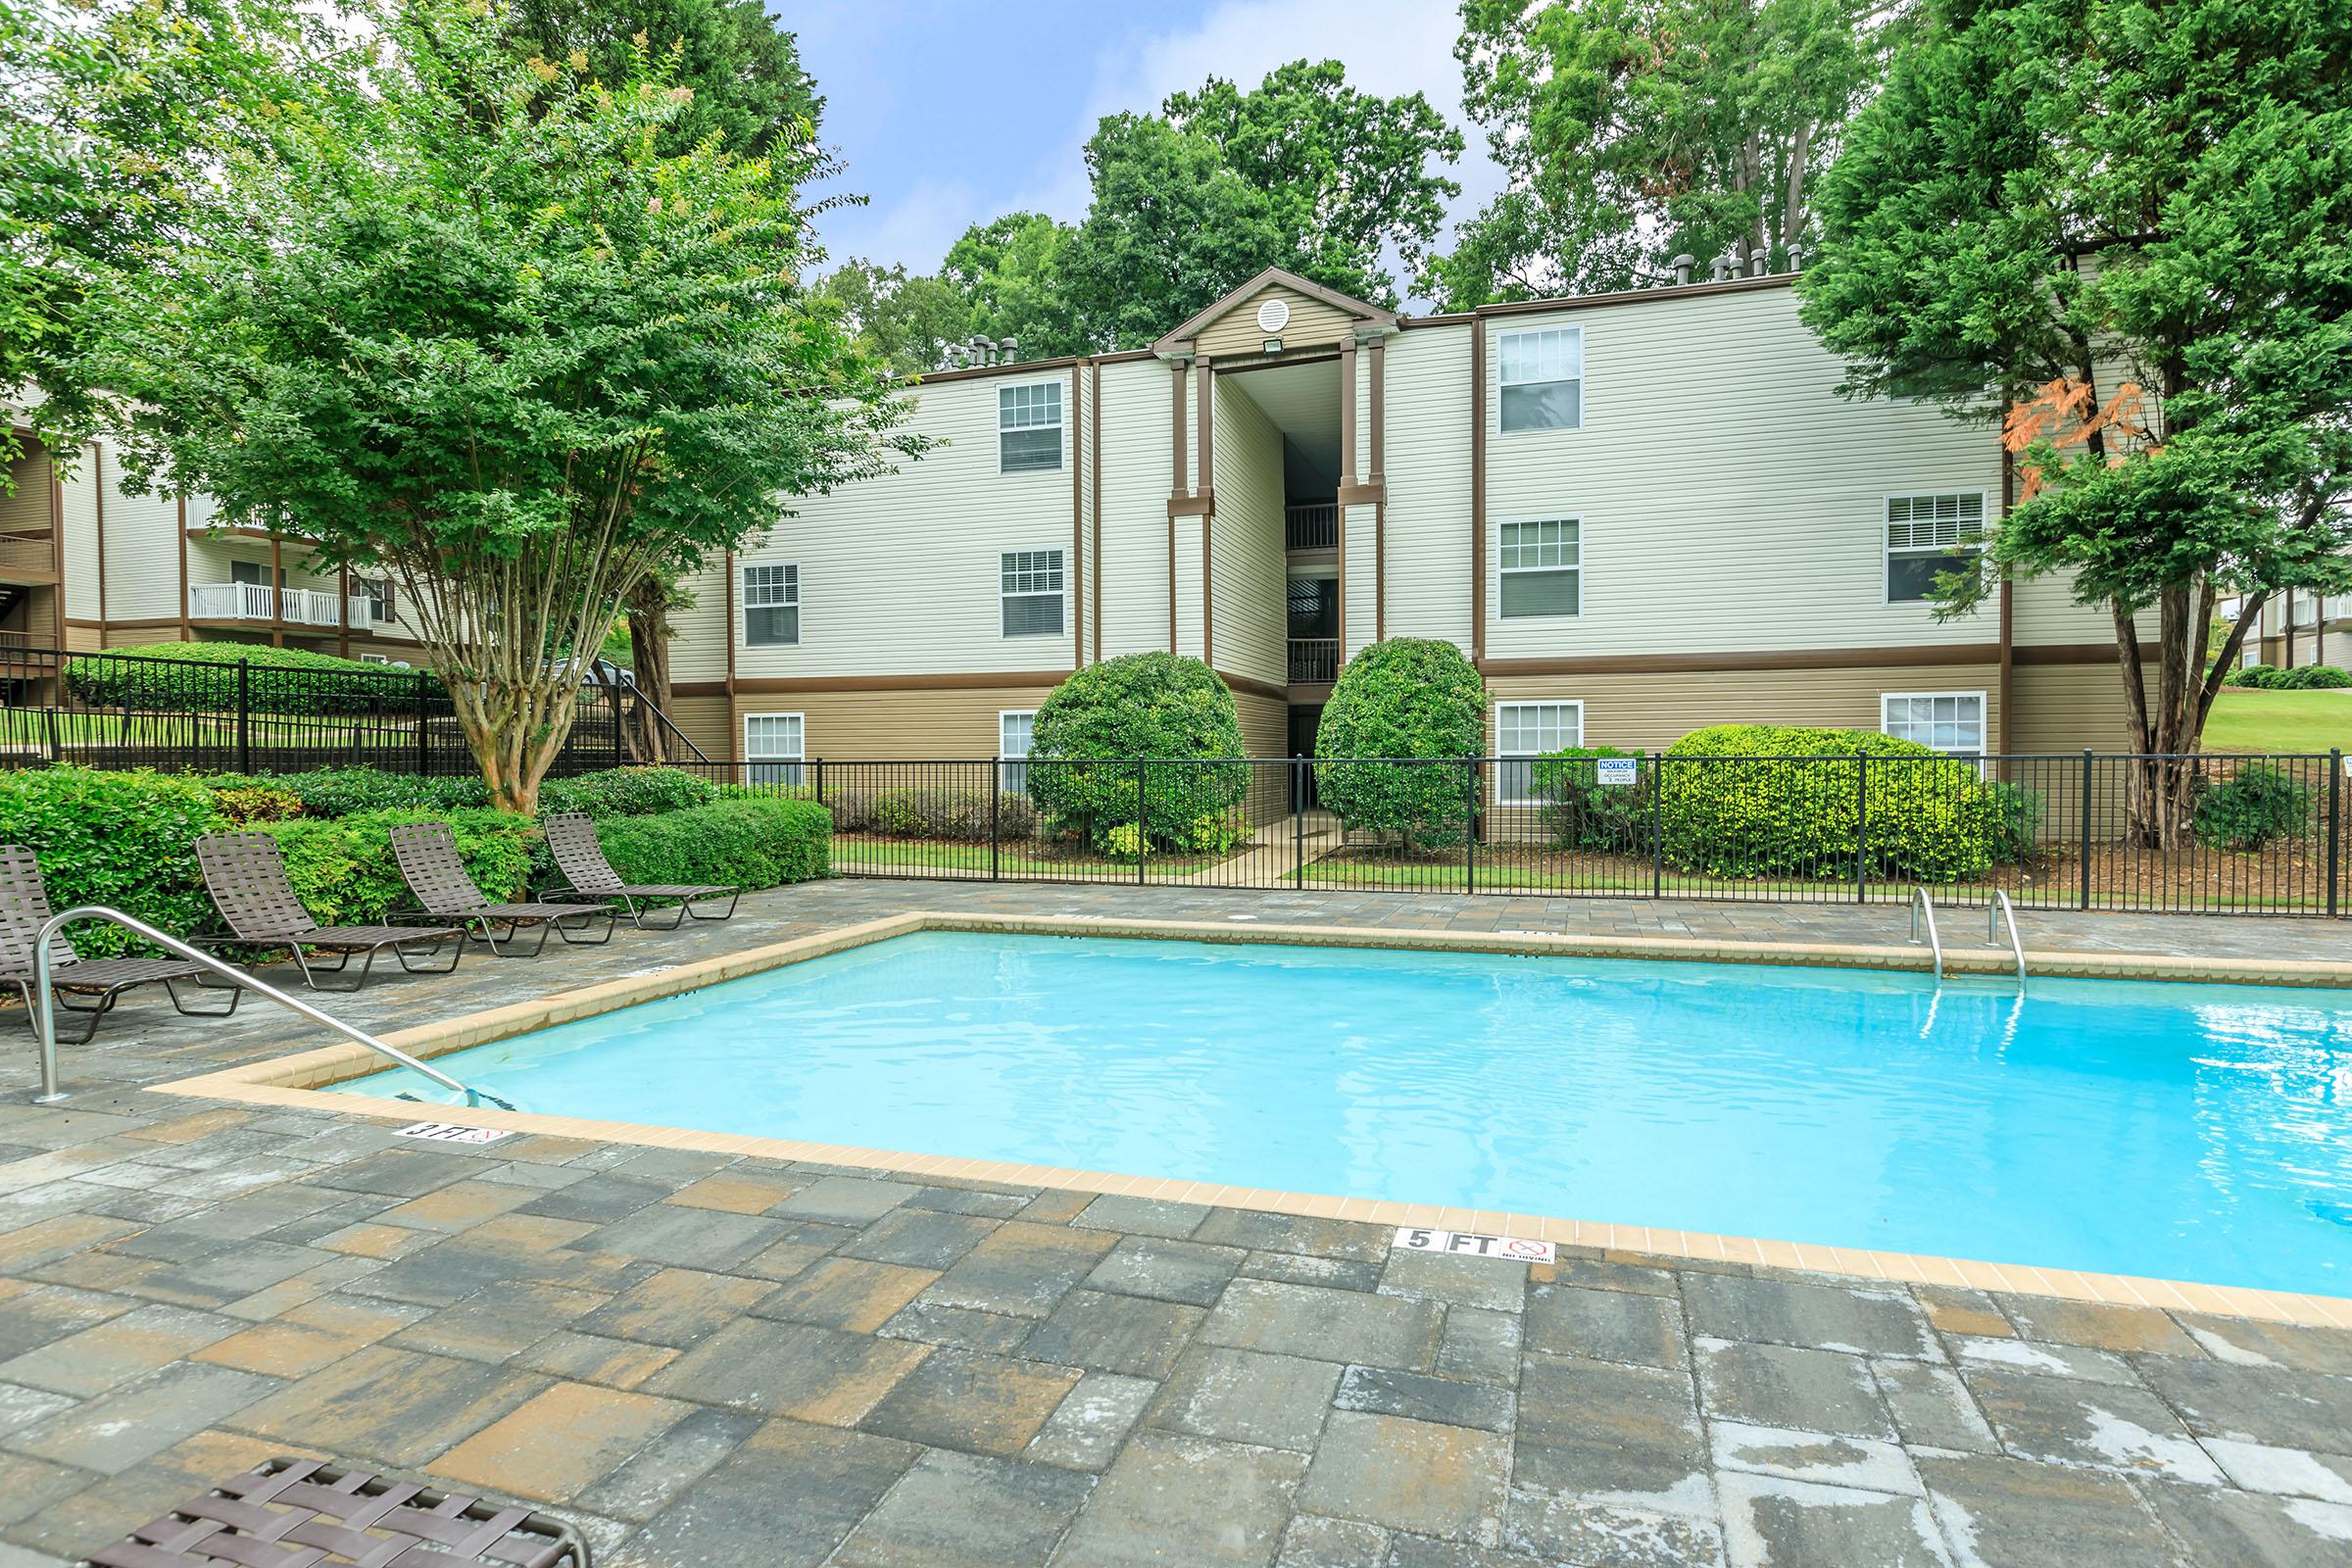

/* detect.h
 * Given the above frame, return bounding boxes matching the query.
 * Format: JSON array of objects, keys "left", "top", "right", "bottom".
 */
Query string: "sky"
[{"left": 788, "top": 0, "right": 1504, "bottom": 280}]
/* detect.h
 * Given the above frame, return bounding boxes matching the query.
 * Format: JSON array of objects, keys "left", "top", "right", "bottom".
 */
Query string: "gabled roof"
[{"left": 1153, "top": 267, "right": 1398, "bottom": 355}]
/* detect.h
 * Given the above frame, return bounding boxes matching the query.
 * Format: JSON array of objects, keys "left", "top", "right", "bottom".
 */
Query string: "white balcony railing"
[{"left": 189, "top": 582, "right": 374, "bottom": 628}]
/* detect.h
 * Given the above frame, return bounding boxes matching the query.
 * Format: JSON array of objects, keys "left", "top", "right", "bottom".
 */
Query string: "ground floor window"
[
  {"left": 1881, "top": 691, "right": 1984, "bottom": 755},
  {"left": 1000, "top": 710, "right": 1036, "bottom": 792},
  {"left": 1496, "top": 701, "right": 1583, "bottom": 804},
  {"left": 746, "top": 711, "right": 805, "bottom": 786}
]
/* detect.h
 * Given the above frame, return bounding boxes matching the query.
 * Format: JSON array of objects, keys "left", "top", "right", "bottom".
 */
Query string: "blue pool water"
[{"left": 341, "top": 932, "right": 2352, "bottom": 1295}]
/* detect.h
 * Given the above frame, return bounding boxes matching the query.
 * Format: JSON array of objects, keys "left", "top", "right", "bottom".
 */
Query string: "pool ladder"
[{"left": 1909, "top": 887, "right": 2028, "bottom": 995}]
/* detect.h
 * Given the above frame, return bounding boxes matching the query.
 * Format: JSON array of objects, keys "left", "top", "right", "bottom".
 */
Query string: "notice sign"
[
  {"left": 396, "top": 1121, "right": 512, "bottom": 1146},
  {"left": 1394, "top": 1226, "right": 1556, "bottom": 1263},
  {"left": 1595, "top": 758, "right": 1638, "bottom": 787}
]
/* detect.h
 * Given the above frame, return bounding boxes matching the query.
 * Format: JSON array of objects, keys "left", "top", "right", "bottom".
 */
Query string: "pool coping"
[{"left": 149, "top": 910, "right": 2352, "bottom": 1331}]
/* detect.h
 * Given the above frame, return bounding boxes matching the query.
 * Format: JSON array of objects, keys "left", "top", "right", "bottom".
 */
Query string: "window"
[
  {"left": 999, "top": 383, "right": 1063, "bottom": 473},
  {"left": 1496, "top": 701, "right": 1583, "bottom": 804},
  {"left": 1497, "top": 519, "right": 1581, "bottom": 618},
  {"left": 358, "top": 653, "right": 390, "bottom": 665},
  {"left": 228, "top": 560, "right": 284, "bottom": 588},
  {"left": 1885, "top": 493, "right": 1984, "bottom": 602},
  {"left": 357, "top": 576, "right": 394, "bottom": 622},
  {"left": 1882, "top": 692, "right": 1985, "bottom": 756},
  {"left": 743, "top": 564, "right": 799, "bottom": 646},
  {"left": 745, "top": 712, "right": 804, "bottom": 786},
  {"left": 1497, "top": 327, "right": 1582, "bottom": 432},
  {"left": 1000, "top": 710, "right": 1036, "bottom": 792},
  {"left": 1001, "top": 549, "right": 1065, "bottom": 637}
]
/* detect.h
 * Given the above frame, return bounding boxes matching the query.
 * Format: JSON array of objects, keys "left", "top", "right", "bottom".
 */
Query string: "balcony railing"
[
  {"left": 189, "top": 582, "right": 373, "bottom": 628},
  {"left": 1285, "top": 503, "right": 1339, "bottom": 552},
  {"left": 1288, "top": 637, "right": 1340, "bottom": 684}
]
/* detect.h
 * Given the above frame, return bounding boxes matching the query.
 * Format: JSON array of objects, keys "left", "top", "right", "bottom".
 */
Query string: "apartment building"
[
  {"left": 0, "top": 432, "right": 422, "bottom": 662},
  {"left": 2245, "top": 591, "right": 2351, "bottom": 670},
  {"left": 663, "top": 266, "right": 2132, "bottom": 776}
]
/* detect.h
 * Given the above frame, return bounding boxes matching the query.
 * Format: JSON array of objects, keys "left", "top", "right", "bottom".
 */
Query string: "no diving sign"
[
  {"left": 1394, "top": 1226, "right": 1556, "bottom": 1263},
  {"left": 396, "top": 1121, "right": 512, "bottom": 1146}
]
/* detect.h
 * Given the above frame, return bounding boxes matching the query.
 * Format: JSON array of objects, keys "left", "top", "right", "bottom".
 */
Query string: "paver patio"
[{"left": 0, "top": 878, "right": 2349, "bottom": 1565}]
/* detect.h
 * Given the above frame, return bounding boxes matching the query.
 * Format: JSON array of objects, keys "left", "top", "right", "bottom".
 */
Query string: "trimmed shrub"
[
  {"left": 0, "top": 766, "right": 225, "bottom": 956},
  {"left": 538, "top": 766, "right": 719, "bottom": 818},
  {"left": 1984, "top": 781, "right": 2046, "bottom": 864},
  {"left": 2193, "top": 762, "right": 2311, "bottom": 851},
  {"left": 216, "top": 767, "right": 490, "bottom": 818},
  {"left": 1531, "top": 746, "right": 1650, "bottom": 853},
  {"left": 2225, "top": 662, "right": 2278, "bottom": 688},
  {"left": 2272, "top": 663, "right": 2352, "bottom": 691},
  {"left": 1658, "top": 725, "right": 2004, "bottom": 882},
  {"left": 589, "top": 797, "right": 831, "bottom": 891},
  {"left": 1027, "top": 654, "right": 1248, "bottom": 852},
  {"left": 249, "top": 808, "right": 537, "bottom": 926},
  {"left": 868, "top": 786, "right": 1037, "bottom": 842},
  {"left": 67, "top": 641, "right": 433, "bottom": 714},
  {"left": 210, "top": 783, "right": 307, "bottom": 826},
  {"left": 1315, "top": 639, "right": 1485, "bottom": 849}
]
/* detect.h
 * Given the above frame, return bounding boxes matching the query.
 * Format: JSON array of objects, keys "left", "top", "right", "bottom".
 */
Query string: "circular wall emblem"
[{"left": 1255, "top": 298, "right": 1292, "bottom": 333}]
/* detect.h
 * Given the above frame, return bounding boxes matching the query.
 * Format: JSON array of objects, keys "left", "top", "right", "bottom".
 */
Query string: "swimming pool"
[{"left": 338, "top": 930, "right": 2352, "bottom": 1297}]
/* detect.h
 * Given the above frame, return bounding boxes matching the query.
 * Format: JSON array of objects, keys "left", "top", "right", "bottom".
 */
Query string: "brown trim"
[
  {"left": 1334, "top": 482, "right": 1385, "bottom": 507},
  {"left": 1090, "top": 361, "right": 1102, "bottom": 665},
  {"left": 1216, "top": 668, "right": 1287, "bottom": 703},
  {"left": 1374, "top": 502, "right": 1386, "bottom": 645},
  {"left": 1470, "top": 318, "right": 1487, "bottom": 663},
  {"left": 906, "top": 347, "right": 1155, "bottom": 389},
  {"left": 1476, "top": 273, "right": 1793, "bottom": 319},
  {"left": 337, "top": 565, "right": 351, "bottom": 658},
  {"left": 1367, "top": 339, "right": 1386, "bottom": 485},
  {"left": 2009, "top": 643, "right": 2118, "bottom": 666},
  {"left": 47, "top": 461, "right": 64, "bottom": 650},
  {"left": 1368, "top": 338, "right": 1387, "bottom": 643},
  {"left": 1070, "top": 362, "right": 1085, "bottom": 668},
  {"left": 1479, "top": 645, "right": 2015, "bottom": 678},
  {"left": 1997, "top": 443, "right": 2015, "bottom": 754},
  {"left": 268, "top": 535, "right": 284, "bottom": 646},
  {"left": 1170, "top": 364, "right": 1188, "bottom": 498},
  {"left": 1166, "top": 493, "right": 1216, "bottom": 518},
  {"left": 1202, "top": 507, "right": 1214, "bottom": 667},
  {"left": 1338, "top": 341, "right": 1357, "bottom": 488},
  {"left": 175, "top": 493, "right": 190, "bottom": 640},
  {"left": 90, "top": 442, "right": 107, "bottom": 642},
  {"left": 675, "top": 670, "right": 1071, "bottom": 698},
  {"left": 1211, "top": 352, "right": 1342, "bottom": 377},
  {"left": 1166, "top": 513, "right": 1178, "bottom": 655},
  {"left": 722, "top": 548, "right": 737, "bottom": 697},
  {"left": 1194, "top": 360, "right": 1213, "bottom": 495},
  {"left": 1151, "top": 264, "right": 1398, "bottom": 352}
]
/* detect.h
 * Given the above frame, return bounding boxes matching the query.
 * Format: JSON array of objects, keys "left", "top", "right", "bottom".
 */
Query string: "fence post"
[
  {"left": 2330, "top": 750, "right": 2342, "bottom": 918},
  {"left": 2079, "top": 749, "right": 2094, "bottom": 911},
  {"left": 415, "top": 670, "right": 430, "bottom": 777},
  {"left": 1853, "top": 753, "right": 1868, "bottom": 904},
  {"left": 1649, "top": 752, "right": 1664, "bottom": 898},
  {"left": 989, "top": 757, "right": 1002, "bottom": 883},
  {"left": 813, "top": 757, "right": 826, "bottom": 810},
  {"left": 1294, "top": 759, "right": 1304, "bottom": 887},
  {"left": 235, "top": 659, "right": 251, "bottom": 775},
  {"left": 1135, "top": 760, "right": 1147, "bottom": 885},
  {"left": 1464, "top": 759, "right": 1477, "bottom": 895}
]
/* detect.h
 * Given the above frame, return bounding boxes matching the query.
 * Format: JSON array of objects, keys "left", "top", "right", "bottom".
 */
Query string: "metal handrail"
[
  {"left": 1908, "top": 886, "right": 1943, "bottom": 983},
  {"left": 29, "top": 906, "right": 511, "bottom": 1109},
  {"left": 1989, "top": 890, "right": 2027, "bottom": 993}
]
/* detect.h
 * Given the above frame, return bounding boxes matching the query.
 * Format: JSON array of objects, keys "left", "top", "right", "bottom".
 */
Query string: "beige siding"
[
  {"left": 1487, "top": 663, "right": 2004, "bottom": 755},
  {"left": 58, "top": 461, "right": 98, "bottom": 621},
  {"left": 1209, "top": 377, "right": 1285, "bottom": 688},
  {"left": 663, "top": 694, "right": 735, "bottom": 761},
  {"left": 1341, "top": 502, "right": 1379, "bottom": 661},
  {"left": 2009, "top": 662, "right": 2140, "bottom": 754},
  {"left": 668, "top": 561, "right": 728, "bottom": 683},
  {"left": 0, "top": 445, "right": 51, "bottom": 536},
  {"left": 741, "top": 685, "right": 1060, "bottom": 760},
  {"left": 1197, "top": 285, "right": 1356, "bottom": 359},
  {"left": 99, "top": 477, "right": 181, "bottom": 623},
  {"left": 1173, "top": 518, "right": 1204, "bottom": 661},
  {"left": 1380, "top": 328, "right": 1474, "bottom": 650},
  {"left": 1096, "top": 359, "right": 1177, "bottom": 660},
  {"left": 1233, "top": 689, "right": 1286, "bottom": 760}
]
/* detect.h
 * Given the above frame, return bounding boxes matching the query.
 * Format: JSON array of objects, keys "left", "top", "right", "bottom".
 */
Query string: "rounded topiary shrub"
[
  {"left": 1314, "top": 638, "right": 1485, "bottom": 849},
  {"left": 1658, "top": 724, "right": 2004, "bottom": 882},
  {"left": 2225, "top": 662, "right": 2278, "bottom": 688},
  {"left": 1026, "top": 654, "right": 1248, "bottom": 852}
]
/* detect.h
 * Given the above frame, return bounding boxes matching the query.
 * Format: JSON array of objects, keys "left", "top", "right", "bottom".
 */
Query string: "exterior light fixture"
[{"left": 1262, "top": 338, "right": 1284, "bottom": 355}]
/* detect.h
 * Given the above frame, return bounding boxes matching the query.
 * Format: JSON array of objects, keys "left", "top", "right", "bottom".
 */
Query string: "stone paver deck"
[{"left": 0, "top": 879, "right": 2348, "bottom": 1566}]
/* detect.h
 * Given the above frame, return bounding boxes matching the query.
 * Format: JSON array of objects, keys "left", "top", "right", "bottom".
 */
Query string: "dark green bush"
[
  {"left": 0, "top": 766, "right": 225, "bottom": 956},
  {"left": 248, "top": 808, "right": 537, "bottom": 926},
  {"left": 1984, "top": 781, "right": 2046, "bottom": 864},
  {"left": 214, "top": 767, "right": 490, "bottom": 818},
  {"left": 1314, "top": 639, "right": 1485, "bottom": 849},
  {"left": 588, "top": 797, "right": 831, "bottom": 890},
  {"left": 2192, "top": 762, "right": 2312, "bottom": 851},
  {"left": 1531, "top": 746, "right": 1650, "bottom": 853},
  {"left": 868, "top": 786, "right": 1037, "bottom": 842},
  {"left": 2272, "top": 663, "right": 2352, "bottom": 691},
  {"left": 67, "top": 641, "right": 435, "bottom": 714},
  {"left": 538, "top": 766, "right": 720, "bottom": 818},
  {"left": 1658, "top": 725, "right": 2004, "bottom": 882},
  {"left": 2225, "top": 662, "right": 2278, "bottom": 688},
  {"left": 210, "top": 782, "right": 306, "bottom": 825},
  {"left": 1027, "top": 654, "right": 1247, "bottom": 852}
]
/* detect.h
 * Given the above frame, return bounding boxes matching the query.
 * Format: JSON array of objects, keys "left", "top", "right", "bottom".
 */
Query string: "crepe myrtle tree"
[
  {"left": 93, "top": 0, "right": 922, "bottom": 811},
  {"left": 1798, "top": 0, "right": 2352, "bottom": 844}
]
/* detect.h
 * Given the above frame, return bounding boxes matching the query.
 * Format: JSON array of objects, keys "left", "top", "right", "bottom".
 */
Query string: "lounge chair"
[
  {"left": 538, "top": 811, "right": 739, "bottom": 928},
  {"left": 194, "top": 832, "right": 464, "bottom": 991},
  {"left": 391, "top": 819, "right": 614, "bottom": 956},
  {"left": 0, "top": 845, "right": 240, "bottom": 1043}
]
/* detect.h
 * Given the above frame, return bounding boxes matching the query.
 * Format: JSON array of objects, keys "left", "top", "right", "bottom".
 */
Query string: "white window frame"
[
  {"left": 1880, "top": 691, "right": 1986, "bottom": 757},
  {"left": 744, "top": 711, "right": 805, "bottom": 786},
  {"left": 1882, "top": 491, "right": 1988, "bottom": 607},
  {"left": 358, "top": 653, "right": 390, "bottom": 665},
  {"left": 1494, "top": 700, "right": 1585, "bottom": 806},
  {"left": 1000, "top": 547, "right": 1066, "bottom": 639},
  {"left": 1494, "top": 515, "right": 1584, "bottom": 620},
  {"left": 999, "top": 709, "right": 1037, "bottom": 793},
  {"left": 1495, "top": 326, "right": 1584, "bottom": 435},
  {"left": 998, "top": 381, "right": 1064, "bottom": 474},
  {"left": 742, "top": 563, "right": 800, "bottom": 647}
]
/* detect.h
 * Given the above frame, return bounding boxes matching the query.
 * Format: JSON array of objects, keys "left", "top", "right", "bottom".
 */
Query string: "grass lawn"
[{"left": 2202, "top": 688, "right": 2352, "bottom": 755}]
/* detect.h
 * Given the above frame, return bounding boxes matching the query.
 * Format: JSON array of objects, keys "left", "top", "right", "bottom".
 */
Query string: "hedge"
[
  {"left": 539, "top": 766, "right": 719, "bottom": 818},
  {"left": 1658, "top": 724, "right": 2008, "bottom": 882},
  {"left": 207, "top": 764, "right": 712, "bottom": 820},
  {"left": 249, "top": 808, "right": 538, "bottom": 926},
  {"left": 583, "top": 797, "right": 830, "bottom": 891},
  {"left": 0, "top": 766, "right": 224, "bottom": 956},
  {"left": 1530, "top": 746, "right": 1648, "bottom": 853},
  {"left": 66, "top": 641, "right": 436, "bottom": 714},
  {"left": 1027, "top": 654, "right": 1248, "bottom": 852},
  {"left": 2226, "top": 662, "right": 2352, "bottom": 690},
  {"left": 1315, "top": 639, "right": 1486, "bottom": 849},
  {"left": 2193, "top": 763, "right": 2311, "bottom": 850}
]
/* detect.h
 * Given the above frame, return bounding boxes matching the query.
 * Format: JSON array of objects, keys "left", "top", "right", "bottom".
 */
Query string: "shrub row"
[
  {"left": 66, "top": 641, "right": 441, "bottom": 715},
  {"left": 2226, "top": 662, "right": 2352, "bottom": 690},
  {"left": 192, "top": 764, "right": 719, "bottom": 822}
]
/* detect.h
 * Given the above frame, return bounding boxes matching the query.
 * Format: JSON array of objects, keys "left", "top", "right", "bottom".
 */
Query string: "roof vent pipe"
[
  {"left": 1749, "top": 248, "right": 1769, "bottom": 276},
  {"left": 1711, "top": 254, "right": 1733, "bottom": 282},
  {"left": 1669, "top": 254, "right": 1694, "bottom": 286},
  {"left": 1000, "top": 337, "right": 1019, "bottom": 364},
  {"left": 1787, "top": 245, "right": 1803, "bottom": 272}
]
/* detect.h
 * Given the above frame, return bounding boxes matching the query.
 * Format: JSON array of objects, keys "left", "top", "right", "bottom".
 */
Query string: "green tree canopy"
[
  {"left": 503, "top": 0, "right": 820, "bottom": 156},
  {"left": 943, "top": 212, "right": 1086, "bottom": 359},
  {"left": 1798, "top": 0, "right": 2352, "bottom": 840},
  {"left": 87, "top": 0, "right": 921, "bottom": 810},
  {"left": 1433, "top": 0, "right": 1894, "bottom": 306}
]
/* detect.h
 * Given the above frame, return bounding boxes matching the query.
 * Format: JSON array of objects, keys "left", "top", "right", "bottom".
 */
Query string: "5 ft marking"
[{"left": 1394, "top": 1227, "right": 1555, "bottom": 1263}]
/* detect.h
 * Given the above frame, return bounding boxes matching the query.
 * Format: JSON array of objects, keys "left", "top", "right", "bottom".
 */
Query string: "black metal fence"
[
  {"left": 681, "top": 750, "right": 2352, "bottom": 916},
  {"left": 0, "top": 645, "right": 627, "bottom": 776}
]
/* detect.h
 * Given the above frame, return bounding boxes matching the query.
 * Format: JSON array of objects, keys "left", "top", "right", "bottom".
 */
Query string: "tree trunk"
[
  {"left": 447, "top": 671, "right": 583, "bottom": 816},
  {"left": 623, "top": 575, "right": 675, "bottom": 764}
]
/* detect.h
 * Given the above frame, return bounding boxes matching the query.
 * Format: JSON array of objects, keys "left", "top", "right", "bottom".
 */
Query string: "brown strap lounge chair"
[
  {"left": 538, "top": 811, "right": 739, "bottom": 929},
  {"left": 391, "top": 820, "right": 614, "bottom": 956},
  {"left": 195, "top": 832, "right": 463, "bottom": 991},
  {"left": 0, "top": 846, "right": 239, "bottom": 1044}
]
